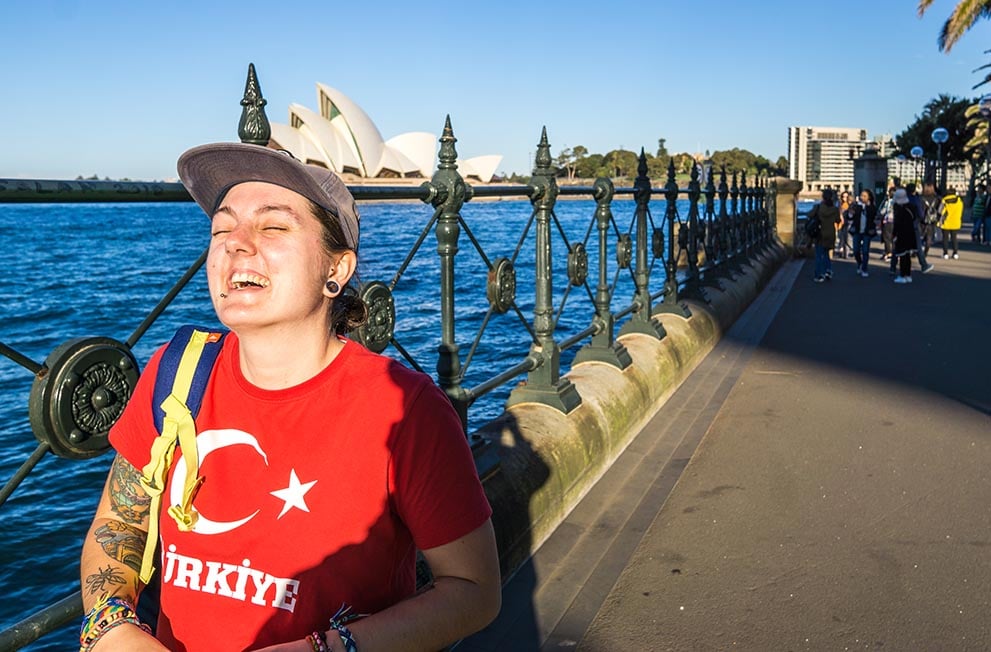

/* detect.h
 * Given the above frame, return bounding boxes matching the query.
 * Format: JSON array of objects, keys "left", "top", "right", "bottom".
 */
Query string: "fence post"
[
  {"left": 429, "top": 116, "right": 471, "bottom": 426},
  {"left": 619, "top": 150, "right": 668, "bottom": 336},
  {"left": 575, "top": 177, "right": 633, "bottom": 368},
  {"left": 681, "top": 163, "right": 709, "bottom": 303},
  {"left": 507, "top": 128, "right": 582, "bottom": 414},
  {"left": 654, "top": 159, "right": 691, "bottom": 317}
]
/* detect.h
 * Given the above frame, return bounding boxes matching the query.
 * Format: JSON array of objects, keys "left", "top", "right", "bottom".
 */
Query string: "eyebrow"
[{"left": 213, "top": 204, "right": 304, "bottom": 222}]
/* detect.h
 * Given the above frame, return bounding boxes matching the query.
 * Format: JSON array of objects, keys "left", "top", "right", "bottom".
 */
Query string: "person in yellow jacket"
[{"left": 940, "top": 187, "right": 963, "bottom": 259}]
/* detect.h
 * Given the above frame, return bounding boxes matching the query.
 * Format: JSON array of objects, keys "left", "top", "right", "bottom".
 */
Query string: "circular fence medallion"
[
  {"left": 567, "top": 243, "right": 588, "bottom": 287},
  {"left": 354, "top": 281, "right": 395, "bottom": 353},
  {"left": 28, "top": 337, "right": 139, "bottom": 459},
  {"left": 651, "top": 228, "right": 665, "bottom": 259},
  {"left": 487, "top": 257, "right": 516, "bottom": 314},
  {"left": 616, "top": 234, "right": 633, "bottom": 269}
]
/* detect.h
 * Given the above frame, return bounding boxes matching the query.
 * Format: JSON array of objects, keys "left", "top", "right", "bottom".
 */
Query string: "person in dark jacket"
[
  {"left": 808, "top": 189, "right": 839, "bottom": 282},
  {"left": 892, "top": 188, "right": 918, "bottom": 283},
  {"left": 848, "top": 189, "right": 878, "bottom": 277}
]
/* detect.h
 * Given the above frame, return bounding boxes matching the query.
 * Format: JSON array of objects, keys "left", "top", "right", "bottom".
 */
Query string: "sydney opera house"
[{"left": 270, "top": 83, "right": 502, "bottom": 182}]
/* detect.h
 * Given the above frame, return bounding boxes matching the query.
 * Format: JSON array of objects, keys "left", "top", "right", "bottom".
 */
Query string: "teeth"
[{"left": 230, "top": 272, "right": 270, "bottom": 289}]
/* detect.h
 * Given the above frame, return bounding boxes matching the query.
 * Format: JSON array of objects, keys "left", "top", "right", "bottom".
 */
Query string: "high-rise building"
[
  {"left": 788, "top": 126, "right": 969, "bottom": 195},
  {"left": 788, "top": 126, "right": 870, "bottom": 193}
]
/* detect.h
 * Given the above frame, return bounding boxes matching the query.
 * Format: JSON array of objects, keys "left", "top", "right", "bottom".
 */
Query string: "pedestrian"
[
  {"left": 848, "top": 189, "right": 878, "bottom": 277},
  {"left": 878, "top": 186, "right": 896, "bottom": 260},
  {"left": 970, "top": 183, "right": 986, "bottom": 243},
  {"left": 808, "top": 188, "right": 839, "bottom": 282},
  {"left": 940, "top": 186, "right": 963, "bottom": 259},
  {"left": 77, "top": 143, "right": 501, "bottom": 651},
  {"left": 892, "top": 187, "right": 919, "bottom": 283},
  {"left": 904, "top": 183, "right": 934, "bottom": 274},
  {"left": 920, "top": 183, "right": 943, "bottom": 256},
  {"left": 837, "top": 190, "right": 852, "bottom": 258}
]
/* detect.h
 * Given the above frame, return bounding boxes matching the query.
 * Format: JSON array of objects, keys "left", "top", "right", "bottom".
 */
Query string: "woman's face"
[
  {"left": 206, "top": 181, "right": 337, "bottom": 334},
  {"left": 860, "top": 191, "right": 870, "bottom": 204},
  {"left": 841, "top": 192, "right": 850, "bottom": 203}
]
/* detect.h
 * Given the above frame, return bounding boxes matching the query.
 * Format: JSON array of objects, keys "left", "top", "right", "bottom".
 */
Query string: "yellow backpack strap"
[{"left": 138, "top": 326, "right": 227, "bottom": 583}]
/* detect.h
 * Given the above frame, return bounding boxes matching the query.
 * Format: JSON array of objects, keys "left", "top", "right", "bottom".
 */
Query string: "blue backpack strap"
[{"left": 152, "top": 325, "right": 228, "bottom": 432}]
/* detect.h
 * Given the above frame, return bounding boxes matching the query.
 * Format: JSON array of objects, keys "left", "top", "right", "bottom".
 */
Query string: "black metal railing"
[{"left": 0, "top": 64, "right": 779, "bottom": 649}]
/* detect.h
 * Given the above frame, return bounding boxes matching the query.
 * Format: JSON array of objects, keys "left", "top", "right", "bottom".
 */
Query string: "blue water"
[{"left": 0, "top": 195, "right": 695, "bottom": 649}]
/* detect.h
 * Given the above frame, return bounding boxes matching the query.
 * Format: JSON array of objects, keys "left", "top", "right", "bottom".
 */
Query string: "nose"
[{"left": 225, "top": 221, "right": 257, "bottom": 255}]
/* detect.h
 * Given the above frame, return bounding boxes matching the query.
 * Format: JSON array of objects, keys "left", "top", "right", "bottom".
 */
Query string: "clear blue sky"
[{"left": 2, "top": 0, "right": 989, "bottom": 180}]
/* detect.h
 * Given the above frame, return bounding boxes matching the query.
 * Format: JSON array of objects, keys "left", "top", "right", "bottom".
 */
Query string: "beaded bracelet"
[
  {"left": 79, "top": 594, "right": 152, "bottom": 651},
  {"left": 306, "top": 630, "right": 329, "bottom": 652}
]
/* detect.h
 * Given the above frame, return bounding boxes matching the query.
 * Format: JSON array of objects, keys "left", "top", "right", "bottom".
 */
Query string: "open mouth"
[{"left": 230, "top": 272, "right": 271, "bottom": 290}]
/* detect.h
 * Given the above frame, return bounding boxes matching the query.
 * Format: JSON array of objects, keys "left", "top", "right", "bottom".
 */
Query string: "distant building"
[
  {"left": 270, "top": 83, "right": 502, "bottom": 182},
  {"left": 788, "top": 126, "right": 969, "bottom": 195}
]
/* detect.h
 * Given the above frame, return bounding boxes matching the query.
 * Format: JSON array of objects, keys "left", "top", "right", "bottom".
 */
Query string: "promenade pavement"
[{"left": 463, "top": 232, "right": 991, "bottom": 651}]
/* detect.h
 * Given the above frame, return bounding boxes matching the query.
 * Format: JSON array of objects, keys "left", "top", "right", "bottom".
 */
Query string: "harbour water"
[{"left": 1, "top": 195, "right": 685, "bottom": 649}]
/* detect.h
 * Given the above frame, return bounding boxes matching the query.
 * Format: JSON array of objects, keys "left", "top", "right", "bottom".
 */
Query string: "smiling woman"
[{"left": 77, "top": 143, "right": 501, "bottom": 652}]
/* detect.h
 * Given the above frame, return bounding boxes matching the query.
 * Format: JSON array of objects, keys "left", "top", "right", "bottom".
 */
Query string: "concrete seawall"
[{"left": 477, "top": 241, "right": 788, "bottom": 578}]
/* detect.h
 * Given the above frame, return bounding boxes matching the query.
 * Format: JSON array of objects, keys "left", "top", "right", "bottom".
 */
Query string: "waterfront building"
[
  {"left": 271, "top": 83, "right": 502, "bottom": 182},
  {"left": 789, "top": 126, "right": 884, "bottom": 194},
  {"left": 789, "top": 126, "right": 970, "bottom": 195}
]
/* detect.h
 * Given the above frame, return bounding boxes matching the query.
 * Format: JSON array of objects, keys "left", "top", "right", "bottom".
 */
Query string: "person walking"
[
  {"left": 837, "top": 190, "right": 852, "bottom": 258},
  {"left": 848, "top": 189, "right": 878, "bottom": 277},
  {"left": 905, "top": 183, "right": 934, "bottom": 274},
  {"left": 892, "top": 187, "right": 919, "bottom": 283},
  {"left": 940, "top": 186, "right": 963, "bottom": 259},
  {"left": 970, "top": 183, "right": 986, "bottom": 243},
  {"left": 808, "top": 189, "right": 839, "bottom": 282},
  {"left": 920, "top": 183, "right": 943, "bottom": 256},
  {"left": 878, "top": 186, "right": 896, "bottom": 260}
]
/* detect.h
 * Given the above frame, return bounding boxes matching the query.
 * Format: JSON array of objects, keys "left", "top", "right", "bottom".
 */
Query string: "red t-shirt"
[{"left": 110, "top": 334, "right": 491, "bottom": 651}]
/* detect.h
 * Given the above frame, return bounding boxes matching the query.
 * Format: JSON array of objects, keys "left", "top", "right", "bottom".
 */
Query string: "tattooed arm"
[{"left": 79, "top": 454, "right": 167, "bottom": 650}]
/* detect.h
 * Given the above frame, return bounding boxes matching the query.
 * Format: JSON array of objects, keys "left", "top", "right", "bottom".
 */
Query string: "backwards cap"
[{"left": 177, "top": 143, "right": 359, "bottom": 250}]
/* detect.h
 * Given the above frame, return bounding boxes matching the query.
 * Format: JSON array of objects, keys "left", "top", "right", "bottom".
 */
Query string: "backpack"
[
  {"left": 923, "top": 197, "right": 942, "bottom": 224},
  {"left": 138, "top": 325, "right": 229, "bottom": 584},
  {"left": 805, "top": 214, "right": 822, "bottom": 241}
]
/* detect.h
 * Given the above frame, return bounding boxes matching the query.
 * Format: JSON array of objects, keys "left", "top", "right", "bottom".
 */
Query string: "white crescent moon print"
[{"left": 170, "top": 428, "right": 269, "bottom": 535}]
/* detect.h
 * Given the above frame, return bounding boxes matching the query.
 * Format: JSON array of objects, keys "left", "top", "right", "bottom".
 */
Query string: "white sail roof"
[{"left": 270, "top": 83, "right": 501, "bottom": 181}]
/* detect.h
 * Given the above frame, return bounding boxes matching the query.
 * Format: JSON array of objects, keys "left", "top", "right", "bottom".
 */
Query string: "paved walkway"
[{"left": 462, "top": 233, "right": 991, "bottom": 651}]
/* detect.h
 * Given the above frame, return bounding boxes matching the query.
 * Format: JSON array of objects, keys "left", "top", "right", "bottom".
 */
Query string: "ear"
[{"left": 323, "top": 250, "right": 358, "bottom": 299}]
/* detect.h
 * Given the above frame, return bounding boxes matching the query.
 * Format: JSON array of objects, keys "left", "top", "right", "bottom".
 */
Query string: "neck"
[{"left": 235, "top": 323, "right": 343, "bottom": 390}]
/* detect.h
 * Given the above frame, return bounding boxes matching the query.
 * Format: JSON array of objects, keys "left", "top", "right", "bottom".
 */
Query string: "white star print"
[{"left": 270, "top": 469, "right": 317, "bottom": 519}]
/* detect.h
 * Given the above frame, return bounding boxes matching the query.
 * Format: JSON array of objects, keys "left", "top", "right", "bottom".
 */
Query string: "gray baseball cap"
[{"left": 177, "top": 142, "right": 359, "bottom": 250}]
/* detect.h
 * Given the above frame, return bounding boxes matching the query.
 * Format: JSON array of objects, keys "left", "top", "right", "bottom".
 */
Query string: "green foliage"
[
  {"left": 549, "top": 138, "right": 785, "bottom": 183},
  {"left": 894, "top": 94, "right": 975, "bottom": 162}
]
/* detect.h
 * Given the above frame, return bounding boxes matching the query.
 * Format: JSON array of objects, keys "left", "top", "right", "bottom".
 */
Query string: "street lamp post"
[
  {"left": 978, "top": 93, "right": 991, "bottom": 187},
  {"left": 896, "top": 153, "right": 906, "bottom": 185},
  {"left": 910, "top": 145, "right": 924, "bottom": 186},
  {"left": 931, "top": 127, "right": 949, "bottom": 193}
]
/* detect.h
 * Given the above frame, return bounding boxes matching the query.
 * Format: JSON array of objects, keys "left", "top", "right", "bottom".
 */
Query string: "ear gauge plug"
[{"left": 325, "top": 280, "right": 341, "bottom": 295}]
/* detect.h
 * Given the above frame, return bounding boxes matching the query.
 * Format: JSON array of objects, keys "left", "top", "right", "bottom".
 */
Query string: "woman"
[
  {"left": 847, "top": 189, "right": 878, "bottom": 277},
  {"left": 836, "top": 190, "right": 854, "bottom": 258},
  {"left": 78, "top": 143, "right": 501, "bottom": 651},
  {"left": 808, "top": 188, "right": 839, "bottom": 282},
  {"left": 891, "top": 187, "right": 918, "bottom": 284},
  {"left": 878, "top": 187, "right": 895, "bottom": 260}
]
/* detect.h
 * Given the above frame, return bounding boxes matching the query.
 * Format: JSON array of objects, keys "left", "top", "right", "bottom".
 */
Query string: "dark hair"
[
  {"left": 822, "top": 188, "right": 836, "bottom": 207},
  {"left": 309, "top": 202, "right": 368, "bottom": 334},
  {"left": 906, "top": 182, "right": 917, "bottom": 194},
  {"left": 863, "top": 189, "right": 875, "bottom": 204}
]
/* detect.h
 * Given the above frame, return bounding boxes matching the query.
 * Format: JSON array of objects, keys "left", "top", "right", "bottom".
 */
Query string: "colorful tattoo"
[
  {"left": 94, "top": 521, "right": 145, "bottom": 573},
  {"left": 83, "top": 565, "right": 127, "bottom": 596},
  {"left": 108, "top": 454, "right": 151, "bottom": 524}
]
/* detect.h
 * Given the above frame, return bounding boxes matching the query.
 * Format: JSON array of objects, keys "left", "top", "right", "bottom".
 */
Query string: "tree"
[
  {"left": 894, "top": 94, "right": 974, "bottom": 163},
  {"left": 918, "top": 0, "right": 991, "bottom": 52}
]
